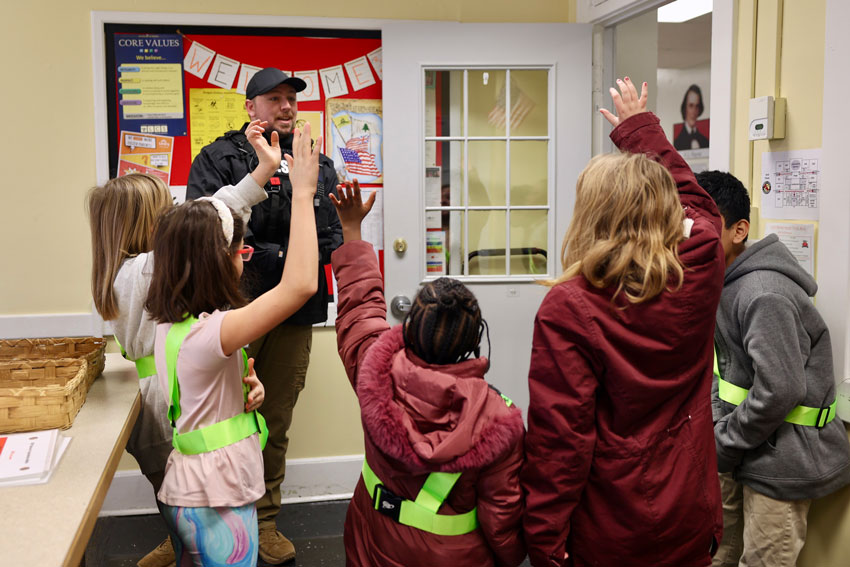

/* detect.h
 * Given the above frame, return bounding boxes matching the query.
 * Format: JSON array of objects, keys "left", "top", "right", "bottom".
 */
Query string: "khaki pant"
[
  {"left": 248, "top": 323, "right": 312, "bottom": 529},
  {"left": 712, "top": 472, "right": 811, "bottom": 567}
]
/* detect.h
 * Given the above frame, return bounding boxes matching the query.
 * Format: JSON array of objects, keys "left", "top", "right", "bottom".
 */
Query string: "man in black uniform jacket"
[{"left": 187, "top": 67, "right": 342, "bottom": 565}]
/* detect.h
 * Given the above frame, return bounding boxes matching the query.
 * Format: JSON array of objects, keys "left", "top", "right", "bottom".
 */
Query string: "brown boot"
[
  {"left": 258, "top": 526, "right": 296, "bottom": 565},
  {"left": 137, "top": 537, "right": 176, "bottom": 567}
]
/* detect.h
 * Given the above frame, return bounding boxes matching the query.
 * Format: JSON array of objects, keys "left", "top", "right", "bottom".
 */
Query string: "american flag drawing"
[
  {"left": 487, "top": 78, "right": 536, "bottom": 131},
  {"left": 339, "top": 135, "right": 381, "bottom": 177}
]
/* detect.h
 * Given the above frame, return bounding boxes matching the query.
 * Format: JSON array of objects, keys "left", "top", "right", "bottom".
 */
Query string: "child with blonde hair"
[
  {"left": 87, "top": 119, "right": 280, "bottom": 567},
  {"left": 143, "top": 124, "right": 320, "bottom": 566},
  {"left": 522, "top": 78, "right": 725, "bottom": 566}
]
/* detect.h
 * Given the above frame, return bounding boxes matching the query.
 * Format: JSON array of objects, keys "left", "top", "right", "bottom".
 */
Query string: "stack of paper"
[{"left": 0, "top": 429, "right": 71, "bottom": 488}]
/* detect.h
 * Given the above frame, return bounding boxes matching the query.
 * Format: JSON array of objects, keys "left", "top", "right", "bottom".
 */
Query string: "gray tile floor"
[{"left": 85, "top": 499, "right": 532, "bottom": 566}]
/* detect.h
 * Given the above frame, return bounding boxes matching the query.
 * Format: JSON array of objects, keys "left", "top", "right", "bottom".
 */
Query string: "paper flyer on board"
[
  {"left": 763, "top": 222, "right": 816, "bottom": 275},
  {"left": 188, "top": 88, "right": 247, "bottom": 161},
  {"left": 118, "top": 130, "right": 174, "bottom": 185}
]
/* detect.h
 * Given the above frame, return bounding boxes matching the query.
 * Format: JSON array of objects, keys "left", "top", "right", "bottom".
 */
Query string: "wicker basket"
[
  {"left": 0, "top": 337, "right": 106, "bottom": 384},
  {"left": 0, "top": 358, "right": 91, "bottom": 433},
  {"left": 0, "top": 337, "right": 106, "bottom": 433}
]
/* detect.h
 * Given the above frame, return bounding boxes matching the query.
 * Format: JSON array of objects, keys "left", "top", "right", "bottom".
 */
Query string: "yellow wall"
[
  {"left": 730, "top": 2, "right": 850, "bottom": 566},
  {"left": 0, "top": 1, "right": 573, "bottom": 471}
]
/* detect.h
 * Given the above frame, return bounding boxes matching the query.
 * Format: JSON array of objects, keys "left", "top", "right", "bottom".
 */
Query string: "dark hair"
[
  {"left": 145, "top": 200, "right": 246, "bottom": 323},
  {"left": 403, "top": 278, "right": 484, "bottom": 365},
  {"left": 696, "top": 170, "right": 751, "bottom": 241},
  {"left": 680, "top": 84, "right": 704, "bottom": 121}
]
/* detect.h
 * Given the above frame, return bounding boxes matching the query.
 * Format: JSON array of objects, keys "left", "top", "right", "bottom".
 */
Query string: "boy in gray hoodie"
[{"left": 697, "top": 170, "right": 850, "bottom": 567}]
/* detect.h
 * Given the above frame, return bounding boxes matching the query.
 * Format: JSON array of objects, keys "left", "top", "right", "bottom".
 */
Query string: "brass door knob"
[{"left": 393, "top": 238, "right": 408, "bottom": 254}]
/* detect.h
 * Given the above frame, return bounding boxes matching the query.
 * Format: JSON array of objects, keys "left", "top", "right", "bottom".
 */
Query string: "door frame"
[
  {"left": 580, "top": 0, "right": 735, "bottom": 172},
  {"left": 819, "top": 0, "right": 850, "bottom": 418}
]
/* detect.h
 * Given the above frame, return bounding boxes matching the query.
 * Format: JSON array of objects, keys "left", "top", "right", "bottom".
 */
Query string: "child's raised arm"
[
  {"left": 601, "top": 78, "right": 720, "bottom": 229},
  {"left": 330, "top": 180, "right": 376, "bottom": 243},
  {"left": 328, "top": 182, "right": 384, "bottom": 388},
  {"left": 219, "top": 124, "right": 320, "bottom": 355}
]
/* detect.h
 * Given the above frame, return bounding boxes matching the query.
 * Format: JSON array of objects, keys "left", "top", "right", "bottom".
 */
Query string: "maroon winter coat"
[
  {"left": 332, "top": 240, "right": 526, "bottom": 567},
  {"left": 522, "top": 112, "right": 725, "bottom": 567}
]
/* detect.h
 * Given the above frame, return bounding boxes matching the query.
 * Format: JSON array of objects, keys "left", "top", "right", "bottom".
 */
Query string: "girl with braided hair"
[{"left": 330, "top": 181, "right": 526, "bottom": 567}]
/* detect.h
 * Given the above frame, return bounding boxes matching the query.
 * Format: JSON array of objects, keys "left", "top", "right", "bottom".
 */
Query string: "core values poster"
[{"left": 114, "top": 33, "right": 187, "bottom": 136}]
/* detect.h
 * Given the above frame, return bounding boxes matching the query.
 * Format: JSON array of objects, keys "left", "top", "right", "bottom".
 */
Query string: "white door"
[{"left": 382, "top": 22, "right": 591, "bottom": 412}]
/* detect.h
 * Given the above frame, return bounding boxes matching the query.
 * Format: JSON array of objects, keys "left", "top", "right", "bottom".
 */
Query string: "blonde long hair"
[
  {"left": 547, "top": 152, "right": 685, "bottom": 304},
  {"left": 87, "top": 174, "right": 172, "bottom": 320}
]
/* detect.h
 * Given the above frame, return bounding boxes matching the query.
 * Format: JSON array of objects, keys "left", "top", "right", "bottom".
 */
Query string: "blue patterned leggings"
[{"left": 160, "top": 502, "right": 258, "bottom": 566}]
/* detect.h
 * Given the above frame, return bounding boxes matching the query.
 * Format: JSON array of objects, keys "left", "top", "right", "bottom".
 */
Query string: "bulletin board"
[
  {"left": 103, "top": 24, "right": 384, "bottom": 317},
  {"left": 105, "top": 23, "right": 381, "bottom": 180}
]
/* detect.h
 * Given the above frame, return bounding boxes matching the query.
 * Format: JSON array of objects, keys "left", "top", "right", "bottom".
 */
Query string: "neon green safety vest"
[
  {"left": 361, "top": 391, "right": 515, "bottom": 536},
  {"left": 114, "top": 336, "right": 157, "bottom": 379},
  {"left": 714, "top": 349, "right": 836, "bottom": 429},
  {"left": 165, "top": 316, "right": 269, "bottom": 455}
]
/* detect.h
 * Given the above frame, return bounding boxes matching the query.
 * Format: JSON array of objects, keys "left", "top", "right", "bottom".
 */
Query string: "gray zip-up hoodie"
[{"left": 713, "top": 233, "right": 850, "bottom": 500}]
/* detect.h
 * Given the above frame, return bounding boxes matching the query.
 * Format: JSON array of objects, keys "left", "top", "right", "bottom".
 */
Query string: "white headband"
[{"left": 197, "top": 197, "right": 234, "bottom": 246}]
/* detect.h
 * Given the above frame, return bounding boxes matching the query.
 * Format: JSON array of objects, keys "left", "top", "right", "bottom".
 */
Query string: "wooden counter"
[{"left": 0, "top": 353, "right": 140, "bottom": 566}]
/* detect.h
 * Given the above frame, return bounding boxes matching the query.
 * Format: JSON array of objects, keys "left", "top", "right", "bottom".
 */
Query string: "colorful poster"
[
  {"left": 763, "top": 222, "right": 816, "bottom": 275},
  {"left": 326, "top": 99, "right": 383, "bottom": 184},
  {"left": 118, "top": 131, "right": 174, "bottom": 185},
  {"left": 426, "top": 230, "right": 447, "bottom": 275},
  {"left": 188, "top": 88, "right": 247, "bottom": 161},
  {"left": 114, "top": 34, "right": 186, "bottom": 136},
  {"left": 761, "top": 149, "right": 822, "bottom": 221}
]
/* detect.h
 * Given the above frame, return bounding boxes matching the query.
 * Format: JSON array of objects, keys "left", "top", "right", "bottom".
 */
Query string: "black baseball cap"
[{"left": 245, "top": 68, "right": 307, "bottom": 99}]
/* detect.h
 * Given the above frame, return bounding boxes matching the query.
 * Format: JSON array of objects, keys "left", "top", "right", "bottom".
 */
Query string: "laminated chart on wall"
[
  {"left": 118, "top": 131, "right": 174, "bottom": 185},
  {"left": 189, "top": 89, "right": 247, "bottom": 161},
  {"left": 114, "top": 34, "right": 187, "bottom": 136},
  {"left": 761, "top": 149, "right": 822, "bottom": 221},
  {"left": 326, "top": 99, "right": 383, "bottom": 185}
]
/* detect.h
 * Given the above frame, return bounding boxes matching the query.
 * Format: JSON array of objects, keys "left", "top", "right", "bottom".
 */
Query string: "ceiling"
[{"left": 658, "top": 12, "right": 712, "bottom": 68}]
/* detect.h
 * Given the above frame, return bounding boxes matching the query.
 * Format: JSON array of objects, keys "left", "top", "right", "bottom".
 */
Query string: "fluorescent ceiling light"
[{"left": 658, "top": 0, "right": 713, "bottom": 23}]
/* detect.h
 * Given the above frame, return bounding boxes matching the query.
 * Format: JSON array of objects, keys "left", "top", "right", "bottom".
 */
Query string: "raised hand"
[
  {"left": 246, "top": 119, "right": 281, "bottom": 186},
  {"left": 330, "top": 180, "right": 377, "bottom": 242},
  {"left": 285, "top": 122, "right": 321, "bottom": 202},
  {"left": 243, "top": 357, "right": 264, "bottom": 412},
  {"left": 600, "top": 77, "right": 648, "bottom": 128}
]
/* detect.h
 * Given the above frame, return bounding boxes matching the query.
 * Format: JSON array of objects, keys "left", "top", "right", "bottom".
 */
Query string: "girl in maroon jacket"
[
  {"left": 522, "top": 78, "right": 725, "bottom": 567},
  {"left": 329, "top": 183, "right": 526, "bottom": 567}
]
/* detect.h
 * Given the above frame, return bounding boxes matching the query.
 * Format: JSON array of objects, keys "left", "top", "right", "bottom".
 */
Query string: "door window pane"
[
  {"left": 510, "top": 141, "right": 548, "bottom": 206},
  {"left": 468, "top": 140, "right": 506, "bottom": 207},
  {"left": 425, "top": 141, "right": 464, "bottom": 206},
  {"left": 425, "top": 210, "right": 464, "bottom": 276},
  {"left": 508, "top": 70, "right": 549, "bottom": 137},
  {"left": 510, "top": 210, "right": 548, "bottom": 275},
  {"left": 468, "top": 210, "right": 506, "bottom": 275},
  {"left": 425, "top": 70, "right": 464, "bottom": 138},
  {"left": 468, "top": 70, "right": 507, "bottom": 137}
]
